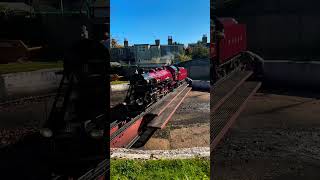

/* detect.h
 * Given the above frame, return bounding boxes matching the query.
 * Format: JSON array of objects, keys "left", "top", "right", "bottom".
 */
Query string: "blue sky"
[{"left": 111, "top": 0, "right": 210, "bottom": 46}]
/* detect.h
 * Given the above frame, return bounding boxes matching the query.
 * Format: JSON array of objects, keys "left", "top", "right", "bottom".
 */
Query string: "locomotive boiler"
[{"left": 125, "top": 65, "right": 188, "bottom": 110}]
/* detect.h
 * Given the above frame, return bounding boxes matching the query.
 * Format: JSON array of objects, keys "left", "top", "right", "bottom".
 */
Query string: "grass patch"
[
  {"left": 0, "top": 61, "right": 63, "bottom": 74},
  {"left": 111, "top": 81, "right": 129, "bottom": 85},
  {"left": 111, "top": 158, "right": 210, "bottom": 180}
]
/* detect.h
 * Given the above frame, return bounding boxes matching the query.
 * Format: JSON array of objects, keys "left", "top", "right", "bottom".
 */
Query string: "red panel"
[
  {"left": 148, "top": 69, "right": 173, "bottom": 82},
  {"left": 110, "top": 125, "right": 118, "bottom": 136},
  {"left": 219, "top": 23, "right": 247, "bottom": 64},
  {"left": 177, "top": 67, "right": 187, "bottom": 81},
  {"left": 110, "top": 118, "right": 143, "bottom": 148}
]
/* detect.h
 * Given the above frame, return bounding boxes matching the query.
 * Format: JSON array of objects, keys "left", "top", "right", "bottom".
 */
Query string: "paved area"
[{"left": 212, "top": 88, "right": 320, "bottom": 180}]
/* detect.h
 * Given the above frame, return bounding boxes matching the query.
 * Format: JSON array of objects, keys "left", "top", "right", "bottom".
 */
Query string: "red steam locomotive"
[
  {"left": 125, "top": 65, "right": 188, "bottom": 110},
  {"left": 211, "top": 17, "right": 248, "bottom": 84}
]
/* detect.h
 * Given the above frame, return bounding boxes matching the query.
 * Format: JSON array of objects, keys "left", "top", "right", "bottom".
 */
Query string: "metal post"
[{"left": 60, "top": 0, "right": 64, "bottom": 15}]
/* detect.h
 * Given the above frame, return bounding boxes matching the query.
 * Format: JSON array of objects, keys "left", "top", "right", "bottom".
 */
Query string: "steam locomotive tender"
[
  {"left": 125, "top": 65, "right": 187, "bottom": 110},
  {"left": 211, "top": 17, "right": 247, "bottom": 84},
  {"left": 211, "top": 17, "right": 264, "bottom": 85}
]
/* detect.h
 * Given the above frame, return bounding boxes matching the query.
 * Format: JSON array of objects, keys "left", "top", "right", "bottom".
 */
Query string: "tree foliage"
[
  {"left": 111, "top": 39, "right": 123, "bottom": 48},
  {"left": 175, "top": 53, "right": 192, "bottom": 63},
  {"left": 189, "top": 44, "right": 209, "bottom": 59}
]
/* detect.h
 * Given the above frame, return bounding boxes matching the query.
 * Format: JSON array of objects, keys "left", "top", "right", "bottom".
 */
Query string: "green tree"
[
  {"left": 175, "top": 53, "right": 192, "bottom": 63},
  {"left": 190, "top": 44, "right": 209, "bottom": 59},
  {"left": 111, "top": 39, "right": 123, "bottom": 48}
]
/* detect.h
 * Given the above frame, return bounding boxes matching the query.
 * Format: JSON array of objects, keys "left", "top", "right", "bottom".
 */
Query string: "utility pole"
[{"left": 60, "top": 0, "right": 64, "bottom": 15}]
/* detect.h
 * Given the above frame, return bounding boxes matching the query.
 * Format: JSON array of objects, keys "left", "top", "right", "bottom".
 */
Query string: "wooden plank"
[{"left": 148, "top": 86, "right": 191, "bottom": 129}]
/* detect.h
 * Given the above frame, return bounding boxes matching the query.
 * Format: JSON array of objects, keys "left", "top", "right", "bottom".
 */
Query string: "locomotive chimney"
[
  {"left": 155, "top": 39, "right": 160, "bottom": 46},
  {"left": 124, "top": 38, "right": 129, "bottom": 47},
  {"left": 202, "top": 34, "right": 207, "bottom": 44},
  {"left": 168, "top": 36, "right": 173, "bottom": 45}
]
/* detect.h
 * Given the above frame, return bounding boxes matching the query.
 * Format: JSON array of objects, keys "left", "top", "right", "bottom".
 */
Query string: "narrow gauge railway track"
[
  {"left": 110, "top": 83, "right": 190, "bottom": 148},
  {"left": 78, "top": 158, "right": 109, "bottom": 180},
  {"left": 80, "top": 84, "right": 190, "bottom": 180}
]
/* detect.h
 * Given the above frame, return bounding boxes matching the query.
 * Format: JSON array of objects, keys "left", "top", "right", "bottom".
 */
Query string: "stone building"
[
  {"left": 110, "top": 39, "right": 134, "bottom": 63},
  {"left": 160, "top": 36, "right": 184, "bottom": 56},
  {"left": 134, "top": 38, "right": 181, "bottom": 66}
]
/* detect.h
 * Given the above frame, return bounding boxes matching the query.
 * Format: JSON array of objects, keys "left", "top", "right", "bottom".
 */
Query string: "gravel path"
[
  {"left": 111, "top": 147, "right": 210, "bottom": 159},
  {"left": 144, "top": 90, "right": 210, "bottom": 150},
  {"left": 213, "top": 91, "right": 320, "bottom": 180}
]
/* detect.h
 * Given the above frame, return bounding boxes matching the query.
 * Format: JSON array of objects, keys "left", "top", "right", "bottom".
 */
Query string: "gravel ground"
[
  {"left": 110, "top": 91, "right": 127, "bottom": 108},
  {"left": 0, "top": 96, "right": 53, "bottom": 128},
  {"left": 144, "top": 90, "right": 210, "bottom": 150},
  {"left": 212, "top": 90, "right": 320, "bottom": 180},
  {"left": 0, "top": 96, "right": 53, "bottom": 147},
  {"left": 0, "top": 127, "right": 38, "bottom": 147}
]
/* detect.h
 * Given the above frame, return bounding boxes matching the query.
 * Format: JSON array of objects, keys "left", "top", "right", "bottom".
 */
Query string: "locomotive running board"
[
  {"left": 210, "top": 81, "right": 261, "bottom": 151},
  {"left": 147, "top": 84, "right": 191, "bottom": 129}
]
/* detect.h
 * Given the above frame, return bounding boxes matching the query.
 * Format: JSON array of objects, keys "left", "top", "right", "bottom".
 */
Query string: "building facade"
[
  {"left": 160, "top": 44, "right": 184, "bottom": 57},
  {"left": 133, "top": 37, "right": 184, "bottom": 66},
  {"left": 188, "top": 35, "right": 210, "bottom": 49},
  {"left": 111, "top": 36, "right": 186, "bottom": 66},
  {"left": 134, "top": 44, "right": 151, "bottom": 63},
  {"left": 110, "top": 47, "right": 134, "bottom": 63}
]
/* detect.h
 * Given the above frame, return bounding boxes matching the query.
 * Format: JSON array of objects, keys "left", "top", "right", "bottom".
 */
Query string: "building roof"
[
  {"left": 0, "top": 2, "right": 34, "bottom": 14},
  {"left": 93, "top": 0, "right": 110, "bottom": 8},
  {"left": 161, "top": 44, "right": 184, "bottom": 47},
  {"left": 134, "top": 44, "right": 149, "bottom": 46}
]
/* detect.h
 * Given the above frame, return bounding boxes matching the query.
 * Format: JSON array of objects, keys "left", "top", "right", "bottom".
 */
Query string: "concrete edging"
[
  {"left": 111, "top": 147, "right": 210, "bottom": 160},
  {"left": 111, "top": 83, "right": 129, "bottom": 92},
  {"left": 0, "top": 68, "right": 62, "bottom": 101}
]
